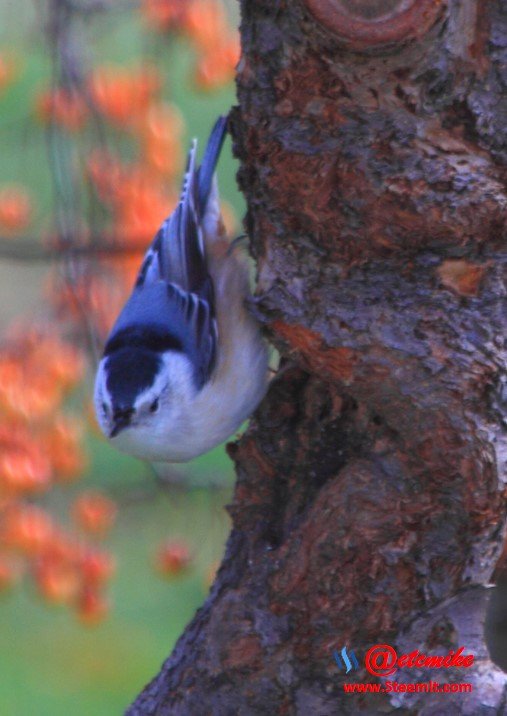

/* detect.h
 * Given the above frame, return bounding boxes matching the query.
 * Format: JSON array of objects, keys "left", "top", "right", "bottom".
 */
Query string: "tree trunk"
[{"left": 129, "top": 1, "right": 507, "bottom": 713}]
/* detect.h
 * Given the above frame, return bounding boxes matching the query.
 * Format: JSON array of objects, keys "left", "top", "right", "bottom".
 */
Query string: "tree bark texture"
[{"left": 129, "top": 1, "right": 507, "bottom": 713}]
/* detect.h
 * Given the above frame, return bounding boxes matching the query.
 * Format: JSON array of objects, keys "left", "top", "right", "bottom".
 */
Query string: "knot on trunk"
[{"left": 304, "top": 0, "right": 446, "bottom": 50}]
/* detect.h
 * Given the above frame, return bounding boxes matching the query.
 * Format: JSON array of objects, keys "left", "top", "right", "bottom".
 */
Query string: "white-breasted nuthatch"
[{"left": 94, "top": 116, "right": 268, "bottom": 462}]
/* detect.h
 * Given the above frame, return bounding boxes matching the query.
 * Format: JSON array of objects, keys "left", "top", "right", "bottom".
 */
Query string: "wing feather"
[{"left": 110, "top": 117, "right": 228, "bottom": 389}]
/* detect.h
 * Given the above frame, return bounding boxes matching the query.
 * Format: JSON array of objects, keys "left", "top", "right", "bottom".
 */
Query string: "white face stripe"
[
  {"left": 93, "top": 360, "right": 114, "bottom": 435},
  {"left": 95, "top": 361, "right": 108, "bottom": 398}
]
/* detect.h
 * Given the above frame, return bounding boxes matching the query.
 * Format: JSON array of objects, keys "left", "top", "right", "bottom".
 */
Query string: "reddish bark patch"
[
  {"left": 273, "top": 320, "right": 357, "bottom": 384},
  {"left": 222, "top": 635, "right": 263, "bottom": 671},
  {"left": 437, "top": 259, "right": 487, "bottom": 296}
]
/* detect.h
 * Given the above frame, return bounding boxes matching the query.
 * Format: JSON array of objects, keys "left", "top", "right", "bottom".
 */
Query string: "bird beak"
[{"left": 110, "top": 408, "right": 134, "bottom": 438}]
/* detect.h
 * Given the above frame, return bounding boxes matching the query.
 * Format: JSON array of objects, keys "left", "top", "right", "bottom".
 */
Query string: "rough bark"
[{"left": 129, "top": 1, "right": 507, "bottom": 713}]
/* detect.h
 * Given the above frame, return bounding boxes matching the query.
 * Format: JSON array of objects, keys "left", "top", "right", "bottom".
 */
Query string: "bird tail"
[
  {"left": 197, "top": 115, "right": 228, "bottom": 216},
  {"left": 136, "top": 116, "right": 228, "bottom": 294},
  {"left": 159, "top": 136, "right": 206, "bottom": 292}
]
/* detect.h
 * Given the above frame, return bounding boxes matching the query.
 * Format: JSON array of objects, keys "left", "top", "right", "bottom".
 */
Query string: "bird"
[{"left": 93, "top": 116, "right": 268, "bottom": 462}]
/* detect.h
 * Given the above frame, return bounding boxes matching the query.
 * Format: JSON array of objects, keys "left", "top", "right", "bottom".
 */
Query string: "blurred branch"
[
  {"left": 0, "top": 238, "right": 146, "bottom": 262},
  {"left": 58, "top": 0, "right": 140, "bottom": 14},
  {"left": 107, "top": 469, "right": 232, "bottom": 507}
]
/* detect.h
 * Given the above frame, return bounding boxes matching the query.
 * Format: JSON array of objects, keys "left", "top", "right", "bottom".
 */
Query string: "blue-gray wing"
[
  {"left": 108, "top": 117, "right": 227, "bottom": 388},
  {"left": 135, "top": 136, "right": 207, "bottom": 295},
  {"left": 105, "top": 280, "right": 217, "bottom": 390},
  {"left": 135, "top": 116, "right": 228, "bottom": 297}
]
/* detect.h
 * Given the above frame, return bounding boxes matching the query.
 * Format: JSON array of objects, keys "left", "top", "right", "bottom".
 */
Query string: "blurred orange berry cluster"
[
  {"left": 86, "top": 136, "right": 179, "bottom": 245},
  {"left": 0, "top": 327, "right": 85, "bottom": 433},
  {"left": 0, "top": 497, "right": 115, "bottom": 624},
  {"left": 0, "top": 327, "right": 116, "bottom": 624},
  {"left": 142, "top": 0, "right": 239, "bottom": 89}
]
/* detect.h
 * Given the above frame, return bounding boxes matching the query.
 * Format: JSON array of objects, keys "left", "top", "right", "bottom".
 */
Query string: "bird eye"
[{"left": 149, "top": 398, "right": 159, "bottom": 413}]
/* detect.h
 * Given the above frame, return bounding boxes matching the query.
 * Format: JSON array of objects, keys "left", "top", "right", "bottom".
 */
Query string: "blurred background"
[{"left": 0, "top": 1, "right": 241, "bottom": 713}]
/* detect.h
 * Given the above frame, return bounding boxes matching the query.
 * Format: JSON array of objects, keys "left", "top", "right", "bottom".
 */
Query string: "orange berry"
[
  {"left": 184, "top": 0, "right": 229, "bottom": 53},
  {"left": 0, "top": 447, "right": 51, "bottom": 495},
  {"left": 88, "top": 65, "right": 161, "bottom": 125},
  {"left": 0, "top": 185, "right": 32, "bottom": 232},
  {"left": 0, "top": 424, "right": 51, "bottom": 495},
  {"left": 194, "top": 43, "right": 237, "bottom": 90},
  {"left": 72, "top": 492, "right": 117, "bottom": 536},
  {"left": 114, "top": 197, "right": 172, "bottom": 247},
  {"left": 156, "top": 540, "right": 192, "bottom": 578},
  {"left": 79, "top": 549, "right": 115, "bottom": 585},
  {"left": 75, "top": 587, "right": 109, "bottom": 626}
]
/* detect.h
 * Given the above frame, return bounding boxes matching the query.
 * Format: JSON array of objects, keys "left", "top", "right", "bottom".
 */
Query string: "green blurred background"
[{"left": 0, "top": 1, "right": 241, "bottom": 713}]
